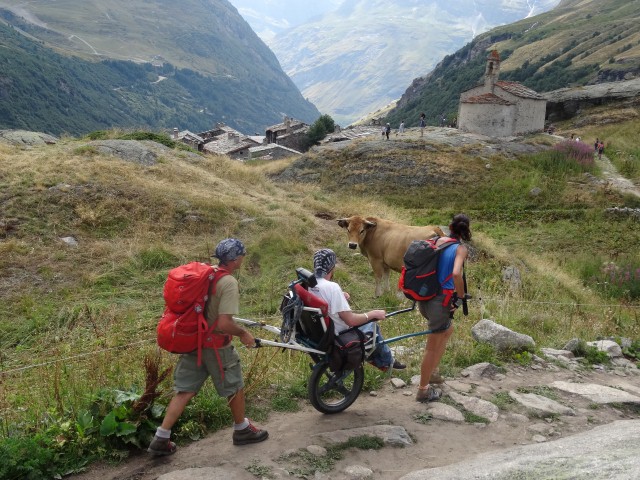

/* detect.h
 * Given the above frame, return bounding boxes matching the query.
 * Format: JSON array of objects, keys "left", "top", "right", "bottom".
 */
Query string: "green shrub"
[
  {"left": 584, "top": 346, "right": 610, "bottom": 365},
  {"left": 117, "top": 131, "right": 177, "bottom": 148},
  {"left": 0, "top": 435, "right": 59, "bottom": 479}
]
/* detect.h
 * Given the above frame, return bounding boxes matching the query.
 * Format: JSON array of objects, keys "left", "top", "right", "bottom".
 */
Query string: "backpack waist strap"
[{"left": 441, "top": 288, "right": 455, "bottom": 307}]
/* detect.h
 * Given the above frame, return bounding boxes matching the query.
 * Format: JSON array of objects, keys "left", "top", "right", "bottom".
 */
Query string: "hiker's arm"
[
  {"left": 339, "top": 309, "right": 386, "bottom": 327},
  {"left": 452, "top": 245, "right": 468, "bottom": 299},
  {"left": 216, "top": 314, "right": 255, "bottom": 347}
]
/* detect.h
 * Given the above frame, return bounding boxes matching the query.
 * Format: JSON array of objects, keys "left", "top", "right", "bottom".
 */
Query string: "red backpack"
[
  {"left": 157, "top": 262, "right": 230, "bottom": 365},
  {"left": 398, "top": 237, "right": 459, "bottom": 301}
]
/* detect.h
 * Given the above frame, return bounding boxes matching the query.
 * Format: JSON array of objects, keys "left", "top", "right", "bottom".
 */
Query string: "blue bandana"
[
  {"left": 213, "top": 238, "right": 246, "bottom": 265},
  {"left": 313, "top": 249, "right": 337, "bottom": 278}
]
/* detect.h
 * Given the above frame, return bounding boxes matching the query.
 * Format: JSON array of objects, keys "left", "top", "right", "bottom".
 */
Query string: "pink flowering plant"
[
  {"left": 551, "top": 140, "right": 596, "bottom": 169},
  {"left": 587, "top": 261, "right": 640, "bottom": 300},
  {"left": 530, "top": 140, "right": 595, "bottom": 175}
]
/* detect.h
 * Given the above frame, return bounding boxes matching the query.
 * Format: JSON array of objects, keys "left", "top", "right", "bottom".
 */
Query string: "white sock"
[
  {"left": 156, "top": 426, "right": 171, "bottom": 439},
  {"left": 234, "top": 418, "right": 249, "bottom": 430}
]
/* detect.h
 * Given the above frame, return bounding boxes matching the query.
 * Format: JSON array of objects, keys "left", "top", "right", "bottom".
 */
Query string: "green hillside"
[
  {"left": 1, "top": 108, "right": 639, "bottom": 475},
  {"left": 0, "top": 1, "right": 320, "bottom": 135},
  {"left": 386, "top": 0, "right": 640, "bottom": 127}
]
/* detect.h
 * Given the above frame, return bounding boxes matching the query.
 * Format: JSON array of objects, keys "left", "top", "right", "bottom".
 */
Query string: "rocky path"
[
  {"left": 71, "top": 352, "right": 640, "bottom": 480},
  {"left": 596, "top": 154, "right": 640, "bottom": 199}
]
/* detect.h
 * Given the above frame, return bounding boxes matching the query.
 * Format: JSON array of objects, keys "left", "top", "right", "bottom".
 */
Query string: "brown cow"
[{"left": 337, "top": 216, "right": 445, "bottom": 297}]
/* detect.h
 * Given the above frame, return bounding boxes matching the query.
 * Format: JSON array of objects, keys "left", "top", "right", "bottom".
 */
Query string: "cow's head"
[{"left": 337, "top": 216, "right": 377, "bottom": 249}]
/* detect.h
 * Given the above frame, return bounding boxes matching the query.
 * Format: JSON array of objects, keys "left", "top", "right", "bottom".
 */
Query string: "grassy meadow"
[{"left": 0, "top": 120, "right": 639, "bottom": 476}]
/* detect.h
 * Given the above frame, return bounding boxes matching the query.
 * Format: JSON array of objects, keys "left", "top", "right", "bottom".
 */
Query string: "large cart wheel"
[{"left": 308, "top": 362, "right": 364, "bottom": 414}]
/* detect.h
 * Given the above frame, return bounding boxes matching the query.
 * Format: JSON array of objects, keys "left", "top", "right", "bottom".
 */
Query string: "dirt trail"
[
  {"left": 596, "top": 154, "right": 640, "bottom": 198},
  {"left": 70, "top": 363, "right": 640, "bottom": 480}
]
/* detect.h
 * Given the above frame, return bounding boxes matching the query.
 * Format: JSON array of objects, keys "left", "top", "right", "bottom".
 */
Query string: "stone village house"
[
  {"left": 174, "top": 116, "right": 306, "bottom": 161},
  {"left": 264, "top": 116, "right": 309, "bottom": 152},
  {"left": 458, "top": 50, "right": 546, "bottom": 137},
  {"left": 173, "top": 123, "right": 260, "bottom": 160}
]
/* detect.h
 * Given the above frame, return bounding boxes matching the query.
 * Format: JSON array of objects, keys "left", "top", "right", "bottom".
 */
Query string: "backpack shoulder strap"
[
  {"left": 435, "top": 237, "right": 459, "bottom": 250},
  {"left": 210, "top": 266, "right": 230, "bottom": 296}
]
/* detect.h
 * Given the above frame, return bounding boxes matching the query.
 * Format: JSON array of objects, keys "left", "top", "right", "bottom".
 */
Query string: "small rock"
[
  {"left": 391, "top": 378, "right": 406, "bottom": 389},
  {"left": 60, "top": 236, "right": 78, "bottom": 247},
  {"left": 306, "top": 445, "right": 327, "bottom": 456},
  {"left": 532, "top": 434, "right": 547, "bottom": 443},
  {"left": 343, "top": 465, "right": 373, "bottom": 479},
  {"left": 587, "top": 340, "right": 623, "bottom": 358},
  {"left": 369, "top": 391, "right": 378, "bottom": 397}
]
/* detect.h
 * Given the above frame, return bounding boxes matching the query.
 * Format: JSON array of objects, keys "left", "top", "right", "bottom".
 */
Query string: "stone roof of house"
[
  {"left": 178, "top": 130, "right": 204, "bottom": 143},
  {"left": 496, "top": 81, "right": 544, "bottom": 100},
  {"left": 202, "top": 135, "right": 258, "bottom": 155},
  {"left": 250, "top": 144, "right": 301, "bottom": 154},
  {"left": 461, "top": 93, "right": 514, "bottom": 105},
  {"left": 322, "top": 125, "right": 381, "bottom": 143},
  {"left": 266, "top": 118, "right": 307, "bottom": 133}
]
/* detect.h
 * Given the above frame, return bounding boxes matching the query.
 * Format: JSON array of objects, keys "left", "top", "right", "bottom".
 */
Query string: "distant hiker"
[
  {"left": 570, "top": 133, "right": 574, "bottom": 140},
  {"left": 381, "top": 125, "right": 386, "bottom": 138},
  {"left": 148, "top": 238, "right": 268, "bottom": 456},
  {"left": 419, "top": 113, "right": 426, "bottom": 137},
  {"left": 440, "top": 113, "right": 446, "bottom": 127},
  {"left": 415, "top": 214, "right": 471, "bottom": 403},
  {"left": 594, "top": 138, "right": 599, "bottom": 152},
  {"left": 575, "top": 136, "right": 581, "bottom": 142},
  {"left": 398, "top": 121, "right": 405, "bottom": 136},
  {"left": 385, "top": 123, "right": 391, "bottom": 140},
  {"left": 598, "top": 141, "right": 604, "bottom": 160}
]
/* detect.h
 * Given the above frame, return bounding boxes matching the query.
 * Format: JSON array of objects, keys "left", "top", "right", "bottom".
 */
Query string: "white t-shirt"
[{"left": 309, "top": 277, "right": 351, "bottom": 333}]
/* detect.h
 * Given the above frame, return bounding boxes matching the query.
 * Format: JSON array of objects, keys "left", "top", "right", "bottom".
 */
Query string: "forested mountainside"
[
  {"left": 385, "top": 0, "right": 640, "bottom": 127},
  {"left": 0, "top": 0, "right": 319, "bottom": 135}
]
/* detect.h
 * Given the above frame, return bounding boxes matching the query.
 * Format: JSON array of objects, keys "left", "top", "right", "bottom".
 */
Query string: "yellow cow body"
[{"left": 337, "top": 216, "right": 445, "bottom": 297}]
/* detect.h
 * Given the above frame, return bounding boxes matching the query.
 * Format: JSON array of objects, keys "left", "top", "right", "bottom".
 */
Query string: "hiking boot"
[
  {"left": 232, "top": 423, "right": 269, "bottom": 445},
  {"left": 416, "top": 385, "right": 442, "bottom": 403},
  {"left": 430, "top": 371, "right": 445, "bottom": 384},
  {"left": 392, "top": 360, "right": 406, "bottom": 370},
  {"left": 147, "top": 435, "right": 177, "bottom": 456}
]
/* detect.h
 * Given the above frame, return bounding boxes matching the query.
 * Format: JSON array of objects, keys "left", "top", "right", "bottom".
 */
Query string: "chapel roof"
[
  {"left": 461, "top": 93, "right": 514, "bottom": 105},
  {"left": 496, "top": 81, "right": 544, "bottom": 100}
]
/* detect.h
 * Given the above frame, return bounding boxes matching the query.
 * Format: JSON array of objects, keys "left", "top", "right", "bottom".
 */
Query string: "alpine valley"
[{"left": 0, "top": 0, "right": 319, "bottom": 135}]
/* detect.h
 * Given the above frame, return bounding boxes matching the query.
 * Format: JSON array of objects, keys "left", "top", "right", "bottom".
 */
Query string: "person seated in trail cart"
[{"left": 309, "top": 248, "right": 406, "bottom": 372}]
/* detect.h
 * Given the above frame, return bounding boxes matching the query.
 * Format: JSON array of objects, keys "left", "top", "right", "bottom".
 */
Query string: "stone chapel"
[{"left": 457, "top": 50, "right": 546, "bottom": 137}]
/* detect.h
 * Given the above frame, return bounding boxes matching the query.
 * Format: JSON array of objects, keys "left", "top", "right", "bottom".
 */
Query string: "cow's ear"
[
  {"left": 337, "top": 219, "right": 348, "bottom": 228},
  {"left": 364, "top": 220, "right": 377, "bottom": 229}
]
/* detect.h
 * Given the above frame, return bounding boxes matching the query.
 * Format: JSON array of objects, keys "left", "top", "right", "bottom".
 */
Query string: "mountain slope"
[
  {"left": 0, "top": 0, "right": 319, "bottom": 134},
  {"left": 268, "top": 0, "right": 560, "bottom": 126},
  {"left": 385, "top": 0, "right": 640, "bottom": 128}
]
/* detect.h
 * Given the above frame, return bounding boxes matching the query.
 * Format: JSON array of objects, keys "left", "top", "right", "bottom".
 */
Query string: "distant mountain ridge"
[
  {"left": 0, "top": 0, "right": 319, "bottom": 135},
  {"left": 267, "top": 0, "right": 561, "bottom": 126},
  {"left": 384, "top": 0, "right": 640, "bottom": 129}
]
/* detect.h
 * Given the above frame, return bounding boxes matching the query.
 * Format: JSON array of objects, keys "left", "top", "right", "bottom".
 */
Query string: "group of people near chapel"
[{"left": 148, "top": 214, "right": 472, "bottom": 457}]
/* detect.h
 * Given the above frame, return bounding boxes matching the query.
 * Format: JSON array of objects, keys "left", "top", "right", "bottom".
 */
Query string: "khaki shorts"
[
  {"left": 418, "top": 295, "right": 453, "bottom": 333},
  {"left": 173, "top": 345, "right": 244, "bottom": 398}
]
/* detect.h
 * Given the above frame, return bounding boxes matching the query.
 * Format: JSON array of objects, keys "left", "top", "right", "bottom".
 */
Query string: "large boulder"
[
  {"left": 471, "top": 319, "right": 535, "bottom": 352},
  {"left": 0, "top": 129, "right": 58, "bottom": 146}
]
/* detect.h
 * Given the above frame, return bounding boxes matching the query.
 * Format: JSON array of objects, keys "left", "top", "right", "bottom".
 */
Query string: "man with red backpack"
[{"left": 148, "top": 238, "right": 268, "bottom": 456}]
